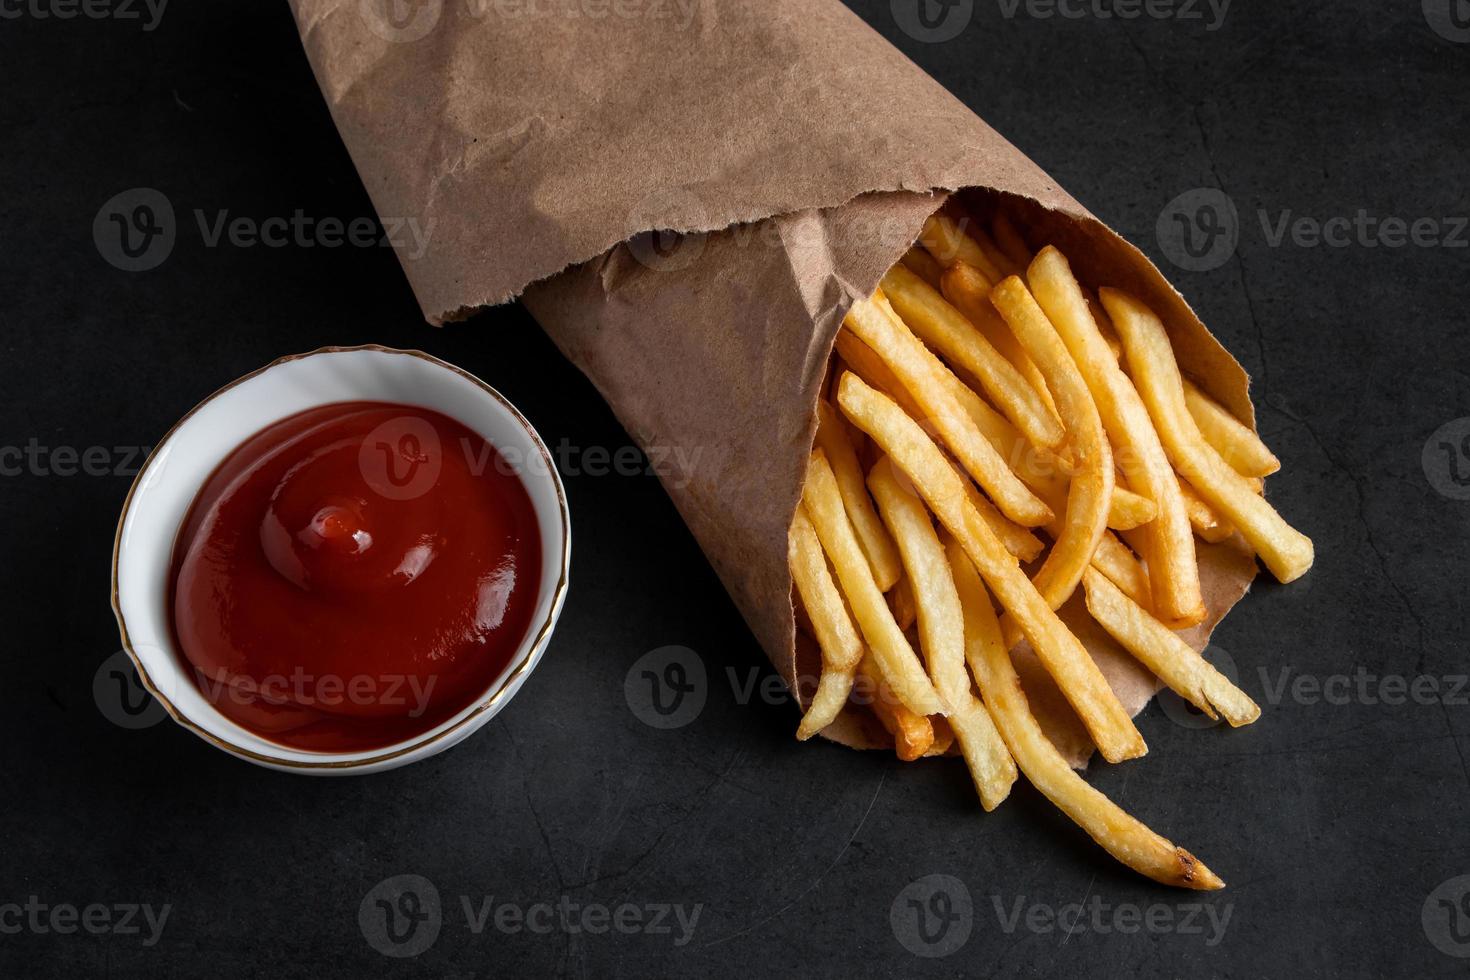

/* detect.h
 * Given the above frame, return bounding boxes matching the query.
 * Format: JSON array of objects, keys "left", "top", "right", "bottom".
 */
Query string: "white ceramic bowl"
[{"left": 111, "top": 346, "right": 570, "bottom": 774}]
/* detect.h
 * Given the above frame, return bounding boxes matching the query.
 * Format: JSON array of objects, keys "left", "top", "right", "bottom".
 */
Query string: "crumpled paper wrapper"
[{"left": 288, "top": 0, "right": 1260, "bottom": 765}]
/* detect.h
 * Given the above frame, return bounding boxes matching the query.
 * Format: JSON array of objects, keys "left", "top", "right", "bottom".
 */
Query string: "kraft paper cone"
[{"left": 289, "top": 0, "right": 1261, "bottom": 765}]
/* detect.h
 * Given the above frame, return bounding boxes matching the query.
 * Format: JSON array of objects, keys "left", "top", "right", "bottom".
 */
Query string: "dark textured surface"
[{"left": 2, "top": 1, "right": 1467, "bottom": 976}]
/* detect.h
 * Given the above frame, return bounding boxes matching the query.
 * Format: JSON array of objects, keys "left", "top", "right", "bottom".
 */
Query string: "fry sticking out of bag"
[
  {"left": 814, "top": 399, "right": 903, "bottom": 591},
  {"left": 1101, "top": 289, "right": 1314, "bottom": 583},
  {"left": 948, "top": 539, "right": 1224, "bottom": 890},
  {"left": 869, "top": 458, "right": 1016, "bottom": 809},
  {"left": 789, "top": 505, "right": 863, "bottom": 739},
  {"left": 801, "top": 450, "right": 945, "bottom": 716},
  {"left": 1025, "top": 247, "right": 1206, "bottom": 627},
  {"left": 836, "top": 370, "right": 1146, "bottom": 764}
]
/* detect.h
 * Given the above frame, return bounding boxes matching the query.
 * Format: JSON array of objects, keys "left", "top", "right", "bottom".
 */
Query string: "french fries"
[
  {"left": 989, "top": 275, "right": 1113, "bottom": 612},
  {"left": 881, "top": 263, "right": 1065, "bottom": 453},
  {"left": 837, "top": 371, "right": 1146, "bottom": 764},
  {"left": 801, "top": 450, "right": 945, "bottom": 716},
  {"left": 869, "top": 458, "right": 1016, "bottom": 809},
  {"left": 843, "top": 295, "right": 1053, "bottom": 527},
  {"left": 1102, "top": 288, "right": 1314, "bottom": 583},
  {"left": 788, "top": 505, "right": 863, "bottom": 739},
  {"left": 949, "top": 540, "right": 1224, "bottom": 890},
  {"left": 814, "top": 399, "right": 903, "bottom": 591},
  {"left": 1183, "top": 378, "right": 1281, "bottom": 478},
  {"left": 1025, "top": 246, "right": 1206, "bottom": 626},
  {"left": 1083, "top": 568, "right": 1259, "bottom": 727},
  {"left": 786, "top": 218, "right": 1310, "bottom": 889}
]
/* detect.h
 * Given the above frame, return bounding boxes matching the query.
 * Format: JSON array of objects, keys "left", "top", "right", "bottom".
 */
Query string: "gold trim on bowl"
[{"left": 110, "top": 345, "right": 571, "bottom": 771}]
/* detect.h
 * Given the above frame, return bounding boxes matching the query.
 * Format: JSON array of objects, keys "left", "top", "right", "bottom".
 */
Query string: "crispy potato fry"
[
  {"left": 989, "top": 275, "right": 1114, "bottom": 611},
  {"left": 1082, "top": 568, "right": 1259, "bottom": 727},
  {"left": 940, "top": 260, "right": 1059, "bottom": 417},
  {"left": 789, "top": 506, "right": 863, "bottom": 740},
  {"left": 1026, "top": 247, "right": 1205, "bottom": 626},
  {"left": 1102, "top": 289, "right": 1313, "bottom": 583},
  {"left": 919, "top": 212, "right": 1003, "bottom": 283},
  {"left": 900, "top": 246, "right": 945, "bottom": 291},
  {"left": 802, "top": 451, "right": 945, "bottom": 715},
  {"left": 947, "top": 540, "right": 1224, "bottom": 889},
  {"left": 1092, "top": 530, "right": 1153, "bottom": 607},
  {"left": 844, "top": 294, "right": 1053, "bottom": 527},
  {"left": 836, "top": 372, "right": 1145, "bottom": 763},
  {"left": 858, "top": 653, "right": 935, "bottom": 761},
  {"left": 815, "top": 399, "right": 903, "bottom": 591},
  {"left": 888, "top": 573, "right": 918, "bottom": 631},
  {"left": 1108, "top": 486, "right": 1158, "bottom": 530},
  {"left": 869, "top": 458, "right": 1016, "bottom": 809},
  {"left": 991, "top": 211, "right": 1033, "bottom": 269},
  {"left": 925, "top": 716, "right": 956, "bottom": 757},
  {"left": 789, "top": 506, "right": 864, "bottom": 674},
  {"left": 881, "top": 264, "right": 1065, "bottom": 452},
  {"left": 1183, "top": 378, "right": 1281, "bottom": 478},
  {"left": 1177, "top": 478, "right": 1235, "bottom": 543}
]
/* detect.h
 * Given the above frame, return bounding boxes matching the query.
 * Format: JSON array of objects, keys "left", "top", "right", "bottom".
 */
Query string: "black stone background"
[{"left": 2, "top": 1, "right": 1468, "bottom": 976}]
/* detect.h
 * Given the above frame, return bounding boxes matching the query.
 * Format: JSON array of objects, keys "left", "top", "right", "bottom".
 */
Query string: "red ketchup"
[{"left": 170, "top": 402, "right": 543, "bottom": 752}]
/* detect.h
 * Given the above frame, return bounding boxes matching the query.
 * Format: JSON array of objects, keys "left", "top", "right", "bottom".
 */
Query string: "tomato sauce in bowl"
[{"left": 169, "top": 401, "right": 542, "bottom": 752}]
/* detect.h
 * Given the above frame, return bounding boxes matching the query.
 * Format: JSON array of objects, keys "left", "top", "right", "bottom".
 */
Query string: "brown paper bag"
[{"left": 288, "top": 0, "right": 1260, "bottom": 764}]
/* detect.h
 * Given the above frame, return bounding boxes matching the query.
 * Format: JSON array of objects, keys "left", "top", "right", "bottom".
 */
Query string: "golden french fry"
[
  {"left": 858, "top": 653, "right": 935, "bottom": 761},
  {"left": 1177, "top": 478, "right": 1235, "bottom": 543},
  {"left": 1102, "top": 289, "right": 1313, "bottom": 583},
  {"left": 1092, "top": 530, "right": 1153, "bottom": 607},
  {"left": 1108, "top": 486, "right": 1158, "bottom": 530},
  {"left": 900, "top": 246, "right": 945, "bottom": 291},
  {"left": 1183, "top": 378, "right": 1281, "bottom": 478},
  {"left": 881, "top": 264, "right": 1065, "bottom": 452},
  {"left": 836, "top": 372, "right": 1145, "bottom": 763},
  {"left": 888, "top": 573, "right": 918, "bottom": 632},
  {"left": 869, "top": 458, "right": 1016, "bottom": 810},
  {"left": 991, "top": 211, "right": 1034, "bottom": 269},
  {"left": 925, "top": 716, "right": 956, "bottom": 757},
  {"left": 815, "top": 399, "right": 903, "bottom": 591},
  {"left": 1082, "top": 568, "right": 1259, "bottom": 727},
  {"left": 947, "top": 540, "right": 1224, "bottom": 890},
  {"left": 802, "top": 450, "right": 945, "bottom": 715},
  {"left": 790, "top": 506, "right": 862, "bottom": 740},
  {"left": 941, "top": 260, "right": 1059, "bottom": 417},
  {"left": 989, "top": 275, "right": 1113, "bottom": 611},
  {"left": 789, "top": 506, "right": 864, "bottom": 674},
  {"left": 844, "top": 294, "right": 1053, "bottom": 527},
  {"left": 1026, "top": 247, "right": 1205, "bottom": 626},
  {"left": 919, "top": 212, "right": 1003, "bottom": 282}
]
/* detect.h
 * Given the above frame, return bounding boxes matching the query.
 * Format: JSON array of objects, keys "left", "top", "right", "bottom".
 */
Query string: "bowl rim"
[{"left": 110, "top": 344, "right": 570, "bottom": 770}]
